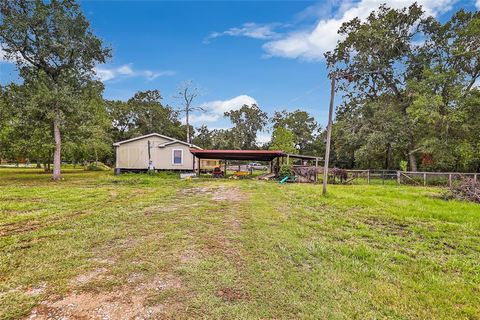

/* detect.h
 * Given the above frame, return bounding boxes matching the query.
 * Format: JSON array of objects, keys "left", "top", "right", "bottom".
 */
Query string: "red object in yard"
[{"left": 212, "top": 167, "right": 224, "bottom": 178}]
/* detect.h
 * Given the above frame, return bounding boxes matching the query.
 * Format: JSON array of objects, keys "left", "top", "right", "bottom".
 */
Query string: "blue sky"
[{"left": 1, "top": 0, "right": 478, "bottom": 143}]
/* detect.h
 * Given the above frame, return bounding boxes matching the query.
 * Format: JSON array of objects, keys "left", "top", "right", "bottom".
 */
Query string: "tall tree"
[
  {"left": 107, "top": 90, "right": 185, "bottom": 143},
  {"left": 192, "top": 125, "right": 213, "bottom": 149},
  {"left": 269, "top": 127, "right": 296, "bottom": 154},
  {"left": 325, "top": 4, "right": 480, "bottom": 171},
  {"left": 0, "top": 82, "right": 54, "bottom": 168},
  {"left": 0, "top": 0, "right": 111, "bottom": 179},
  {"left": 224, "top": 104, "right": 267, "bottom": 149},
  {"left": 175, "top": 81, "right": 203, "bottom": 143},
  {"left": 272, "top": 109, "right": 319, "bottom": 152}
]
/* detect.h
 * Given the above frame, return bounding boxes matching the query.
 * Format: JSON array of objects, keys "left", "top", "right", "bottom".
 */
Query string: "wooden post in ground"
[
  {"left": 397, "top": 171, "right": 401, "bottom": 184},
  {"left": 315, "top": 158, "right": 319, "bottom": 183},
  {"left": 367, "top": 170, "right": 370, "bottom": 185},
  {"left": 224, "top": 160, "right": 227, "bottom": 176},
  {"left": 448, "top": 173, "right": 452, "bottom": 188},
  {"left": 423, "top": 172, "right": 427, "bottom": 186},
  {"left": 197, "top": 157, "right": 201, "bottom": 176},
  {"left": 474, "top": 174, "right": 477, "bottom": 184}
]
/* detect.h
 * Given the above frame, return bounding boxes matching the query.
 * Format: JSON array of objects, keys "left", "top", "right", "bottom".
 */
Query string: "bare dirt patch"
[
  {"left": 211, "top": 186, "right": 247, "bottom": 202},
  {"left": 72, "top": 268, "right": 108, "bottom": 285},
  {"left": 181, "top": 185, "right": 247, "bottom": 202},
  {"left": 26, "top": 273, "right": 183, "bottom": 320},
  {"left": 25, "top": 283, "right": 47, "bottom": 297},
  {"left": 179, "top": 248, "right": 200, "bottom": 263},
  {"left": 215, "top": 287, "right": 248, "bottom": 302}
]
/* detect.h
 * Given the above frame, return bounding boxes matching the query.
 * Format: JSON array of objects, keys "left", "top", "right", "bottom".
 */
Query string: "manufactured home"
[{"left": 113, "top": 133, "right": 210, "bottom": 173}]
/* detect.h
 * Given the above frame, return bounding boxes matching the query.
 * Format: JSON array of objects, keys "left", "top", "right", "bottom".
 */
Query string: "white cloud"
[
  {"left": 94, "top": 67, "right": 116, "bottom": 81},
  {"left": 143, "top": 70, "right": 176, "bottom": 80},
  {"left": 182, "top": 113, "right": 221, "bottom": 124},
  {"left": 185, "top": 94, "right": 258, "bottom": 125},
  {"left": 205, "top": 23, "right": 280, "bottom": 43},
  {"left": 256, "top": 132, "right": 271, "bottom": 145},
  {"left": 476, "top": 0, "right": 480, "bottom": 9},
  {"left": 94, "top": 64, "right": 175, "bottom": 82},
  {"left": 0, "top": 48, "right": 174, "bottom": 81},
  {"left": 263, "top": 0, "right": 458, "bottom": 60},
  {"left": 117, "top": 64, "right": 134, "bottom": 75},
  {"left": 203, "top": 94, "right": 257, "bottom": 115}
]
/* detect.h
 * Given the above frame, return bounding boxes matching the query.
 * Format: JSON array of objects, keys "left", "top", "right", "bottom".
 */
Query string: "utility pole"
[{"left": 323, "top": 75, "right": 336, "bottom": 195}]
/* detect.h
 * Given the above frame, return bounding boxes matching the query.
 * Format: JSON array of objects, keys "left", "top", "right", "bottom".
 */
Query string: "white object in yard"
[{"left": 180, "top": 173, "right": 196, "bottom": 179}]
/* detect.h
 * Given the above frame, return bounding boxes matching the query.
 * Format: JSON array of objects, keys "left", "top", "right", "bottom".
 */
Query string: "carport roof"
[{"left": 189, "top": 149, "right": 285, "bottom": 161}]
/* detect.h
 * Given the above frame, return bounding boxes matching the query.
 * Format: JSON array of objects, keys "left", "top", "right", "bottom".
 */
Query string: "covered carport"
[{"left": 189, "top": 150, "right": 285, "bottom": 176}]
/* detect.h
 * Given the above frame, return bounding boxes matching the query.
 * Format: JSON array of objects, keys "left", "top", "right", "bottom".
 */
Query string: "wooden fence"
[
  {"left": 397, "top": 171, "right": 478, "bottom": 187},
  {"left": 334, "top": 169, "right": 479, "bottom": 187}
]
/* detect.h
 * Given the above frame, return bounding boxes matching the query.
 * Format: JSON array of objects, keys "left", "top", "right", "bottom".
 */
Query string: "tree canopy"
[
  {"left": 325, "top": 4, "right": 480, "bottom": 171},
  {"left": 0, "top": 0, "right": 111, "bottom": 179}
]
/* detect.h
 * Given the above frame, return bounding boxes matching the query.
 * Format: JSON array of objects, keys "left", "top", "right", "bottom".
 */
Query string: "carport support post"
[
  {"left": 224, "top": 160, "right": 227, "bottom": 176},
  {"left": 197, "top": 157, "right": 201, "bottom": 176},
  {"left": 315, "top": 158, "right": 319, "bottom": 183}
]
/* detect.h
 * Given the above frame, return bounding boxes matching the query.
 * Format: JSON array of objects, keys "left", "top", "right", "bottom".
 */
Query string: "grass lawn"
[{"left": 1, "top": 168, "right": 479, "bottom": 319}]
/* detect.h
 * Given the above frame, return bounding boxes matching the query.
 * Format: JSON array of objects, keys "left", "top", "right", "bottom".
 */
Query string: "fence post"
[
  {"left": 448, "top": 174, "right": 452, "bottom": 188},
  {"left": 367, "top": 170, "right": 370, "bottom": 185},
  {"left": 397, "top": 171, "right": 401, "bottom": 184},
  {"left": 423, "top": 172, "right": 426, "bottom": 186},
  {"left": 474, "top": 174, "right": 477, "bottom": 184}
]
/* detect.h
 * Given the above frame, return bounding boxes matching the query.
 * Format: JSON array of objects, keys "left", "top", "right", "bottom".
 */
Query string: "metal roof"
[
  {"left": 113, "top": 133, "right": 201, "bottom": 149},
  {"left": 189, "top": 149, "right": 285, "bottom": 161},
  {"left": 285, "top": 153, "right": 323, "bottom": 161}
]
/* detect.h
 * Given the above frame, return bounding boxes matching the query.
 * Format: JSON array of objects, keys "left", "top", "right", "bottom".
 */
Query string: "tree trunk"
[
  {"left": 385, "top": 144, "right": 392, "bottom": 169},
  {"left": 408, "top": 151, "right": 418, "bottom": 172},
  {"left": 52, "top": 111, "right": 62, "bottom": 180},
  {"left": 36, "top": 160, "right": 41, "bottom": 168},
  {"left": 186, "top": 108, "right": 190, "bottom": 144}
]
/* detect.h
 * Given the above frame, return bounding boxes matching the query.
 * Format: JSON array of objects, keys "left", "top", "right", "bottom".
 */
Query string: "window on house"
[{"left": 173, "top": 150, "right": 182, "bottom": 165}]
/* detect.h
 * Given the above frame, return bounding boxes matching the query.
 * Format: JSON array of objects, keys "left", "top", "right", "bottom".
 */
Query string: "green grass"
[{"left": 1, "top": 168, "right": 479, "bottom": 319}]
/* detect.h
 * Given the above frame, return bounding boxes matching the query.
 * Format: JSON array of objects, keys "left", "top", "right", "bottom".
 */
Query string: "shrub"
[
  {"left": 278, "top": 164, "right": 293, "bottom": 178},
  {"left": 85, "top": 162, "right": 110, "bottom": 171}
]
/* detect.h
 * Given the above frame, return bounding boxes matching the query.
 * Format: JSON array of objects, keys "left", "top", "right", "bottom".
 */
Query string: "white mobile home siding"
[{"left": 115, "top": 135, "right": 198, "bottom": 171}]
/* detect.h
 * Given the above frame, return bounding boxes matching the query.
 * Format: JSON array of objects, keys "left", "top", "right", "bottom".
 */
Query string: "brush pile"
[{"left": 447, "top": 178, "right": 480, "bottom": 203}]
